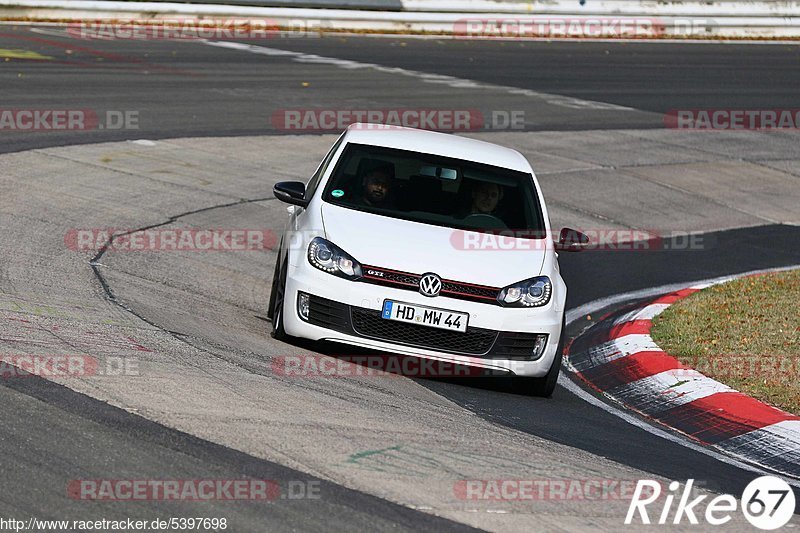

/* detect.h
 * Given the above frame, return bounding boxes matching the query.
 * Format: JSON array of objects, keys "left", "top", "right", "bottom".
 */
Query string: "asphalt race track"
[
  {"left": 1, "top": 24, "right": 799, "bottom": 532},
  {"left": 2, "top": 25, "right": 800, "bottom": 152}
]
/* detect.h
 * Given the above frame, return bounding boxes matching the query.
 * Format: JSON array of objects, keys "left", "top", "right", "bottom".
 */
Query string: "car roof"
[{"left": 343, "top": 123, "right": 532, "bottom": 173}]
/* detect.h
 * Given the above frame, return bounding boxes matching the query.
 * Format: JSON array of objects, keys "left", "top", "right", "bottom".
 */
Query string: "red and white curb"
[{"left": 565, "top": 275, "right": 800, "bottom": 479}]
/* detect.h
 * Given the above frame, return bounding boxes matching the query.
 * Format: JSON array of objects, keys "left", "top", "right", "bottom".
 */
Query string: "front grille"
[
  {"left": 382, "top": 270, "right": 420, "bottom": 286},
  {"left": 492, "top": 332, "right": 548, "bottom": 360},
  {"left": 351, "top": 307, "right": 497, "bottom": 355},
  {"left": 306, "top": 295, "right": 350, "bottom": 331},
  {"left": 441, "top": 282, "right": 497, "bottom": 301},
  {"left": 361, "top": 264, "right": 500, "bottom": 305},
  {"left": 304, "top": 295, "right": 546, "bottom": 360}
]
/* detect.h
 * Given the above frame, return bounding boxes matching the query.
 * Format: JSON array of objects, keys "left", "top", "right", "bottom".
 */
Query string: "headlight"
[
  {"left": 307, "top": 237, "right": 362, "bottom": 280},
  {"left": 497, "top": 276, "right": 552, "bottom": 307}
]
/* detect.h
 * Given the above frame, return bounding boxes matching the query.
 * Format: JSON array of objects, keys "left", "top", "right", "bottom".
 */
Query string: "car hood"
[{"left": 320, "top": 203, "right": 547, "bottom": 288}]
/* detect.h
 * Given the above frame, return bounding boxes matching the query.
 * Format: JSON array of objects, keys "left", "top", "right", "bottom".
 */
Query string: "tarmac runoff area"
[{"left": 1, "top": 128, "right": 799, "bottom": 531}]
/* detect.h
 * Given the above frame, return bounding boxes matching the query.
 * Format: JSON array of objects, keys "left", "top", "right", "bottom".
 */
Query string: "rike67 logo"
[{"left": 626, "top": 477, "right": 795, "bottom": 530}]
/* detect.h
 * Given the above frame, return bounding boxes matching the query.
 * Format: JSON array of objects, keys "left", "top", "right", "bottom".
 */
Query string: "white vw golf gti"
[{"left": 268, "top": 124, "right": 588, "bottom": 396}]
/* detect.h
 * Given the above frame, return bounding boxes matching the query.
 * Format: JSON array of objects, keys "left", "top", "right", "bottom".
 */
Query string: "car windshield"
[{"left": 322, "top": 143, "right": 546, "bottom": 236}]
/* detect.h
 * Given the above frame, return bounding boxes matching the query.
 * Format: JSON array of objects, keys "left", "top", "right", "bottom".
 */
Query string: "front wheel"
[
  {"left": 270, "top": 259, "right": 289, "bottom": 341},
  {"left": 510, "top": 317, "right": 565, "bottom": 398}
]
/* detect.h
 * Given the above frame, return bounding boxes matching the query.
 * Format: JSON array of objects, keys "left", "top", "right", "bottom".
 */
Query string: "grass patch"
[{"left": 651, "top": 269, "right": 800, "bottom": 414}]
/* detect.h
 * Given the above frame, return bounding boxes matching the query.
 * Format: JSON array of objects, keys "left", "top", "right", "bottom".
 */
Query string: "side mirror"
[
  {"left": 555, "top": 227, "right": 590, "bottom": 252},
  {"left": 273, "top": 181, "right": 309, "bottom": 208}
]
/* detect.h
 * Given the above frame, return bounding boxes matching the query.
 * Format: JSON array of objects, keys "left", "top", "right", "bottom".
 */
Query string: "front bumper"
[{"left": 281, "top": 261, "right": 564, "bottom": 377}]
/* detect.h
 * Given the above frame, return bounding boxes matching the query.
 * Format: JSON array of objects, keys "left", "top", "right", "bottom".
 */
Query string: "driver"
[
  {"left": 470, "top": 181, "right": 504, "bottom": 215},
  {"left": 359, "top": 165, "right": 394, "bottom": 208}
]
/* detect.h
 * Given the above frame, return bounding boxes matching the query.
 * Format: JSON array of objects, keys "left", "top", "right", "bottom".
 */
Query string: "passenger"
[{"left": 469, "top": 181, "right": 504, "bottom": 215}]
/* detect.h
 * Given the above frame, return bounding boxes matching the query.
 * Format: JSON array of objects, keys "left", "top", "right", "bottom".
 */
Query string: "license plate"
[{"left": 381, "top": 300, "right": 469, "bottom": 333}]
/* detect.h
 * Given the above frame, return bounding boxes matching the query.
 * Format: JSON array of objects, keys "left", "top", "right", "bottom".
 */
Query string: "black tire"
[
  {"left": 267, "top": 256, "right": 281, "bottom": 321},
  {"left": 510, "top": 316, "right": 566, "bottom": 398},
  {"left": 269, "top": 259, "right": 289, "bottom": 341}
]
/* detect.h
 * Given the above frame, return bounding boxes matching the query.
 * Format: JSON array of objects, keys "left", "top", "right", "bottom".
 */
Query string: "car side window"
[{"left": 305, "top": 134, "right": 344, "bottom": 200}]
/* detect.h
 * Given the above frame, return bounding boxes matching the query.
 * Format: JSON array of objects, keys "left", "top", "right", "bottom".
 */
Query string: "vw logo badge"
[{"left": 419, "top": 273, "right": 442, "bottom": 297}]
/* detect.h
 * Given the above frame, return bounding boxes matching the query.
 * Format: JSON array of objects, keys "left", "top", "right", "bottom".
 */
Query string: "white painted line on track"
[
  {"left": 556, "top": 372, "right": 800, "bottom": 485},
  {"left": 610, "top": 370, "right": 735, "bottom": 414},
  {"left": 560, "top": 263, "right": 800, "bottom": 486},
  {"left": 11, "top": 22, "right": 800, "bottom": 45},
  {"left": 612, "top": 303, "right": 671, "bottom": 324},
  {"left": 569, "top": 334, "right": 661, "bottom": 372},
  {"left": 202, "top": 39, "right": 634, "bottom": 111},
  {"left": 718, "top": 420, "right": 800, "bottom": 472}
]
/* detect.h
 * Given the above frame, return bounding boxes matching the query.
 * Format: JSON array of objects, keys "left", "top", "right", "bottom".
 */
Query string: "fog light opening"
[
  {"left": 298, "top": 292, "right": 310, "bottom": 321},
  {"left": 532, "top": 334, "right": 548, "bottom": 360}
]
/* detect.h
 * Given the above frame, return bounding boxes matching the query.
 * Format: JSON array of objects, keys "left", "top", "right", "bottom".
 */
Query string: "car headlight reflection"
[
  {"left": 307, "top": 237, "right": 362, "bottom": 280},
  {"left": 498, "top": 276, "right": 552, "bottom": 307}
]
